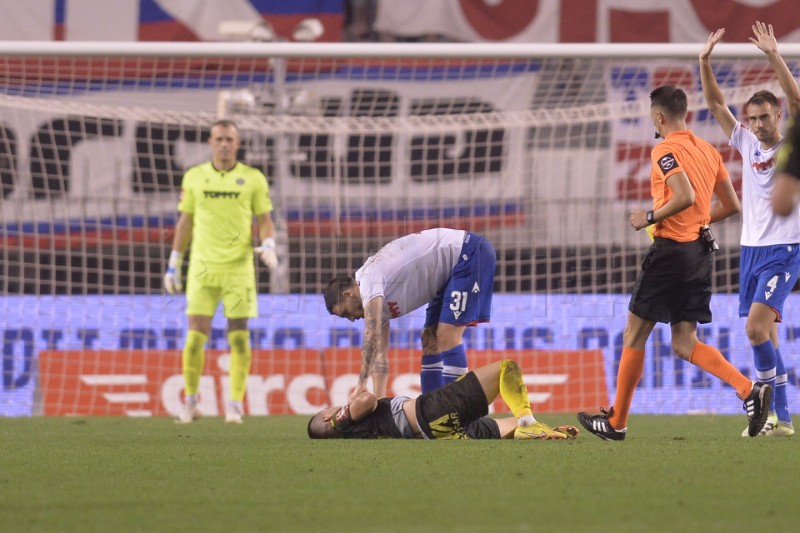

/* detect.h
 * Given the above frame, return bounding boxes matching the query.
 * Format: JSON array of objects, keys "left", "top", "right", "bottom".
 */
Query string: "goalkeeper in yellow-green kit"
[{"left": 163, "top": 119, "right": 277, "bottom": 424}]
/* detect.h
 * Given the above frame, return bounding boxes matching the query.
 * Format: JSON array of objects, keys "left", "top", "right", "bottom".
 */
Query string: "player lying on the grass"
[{"left": 307, "top": 358, "right": 579, "bottom": 440}]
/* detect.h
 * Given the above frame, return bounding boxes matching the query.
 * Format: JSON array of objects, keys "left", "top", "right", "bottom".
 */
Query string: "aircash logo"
[
  {"left": 80, "top": 374, "right": 151, "bottom": 416},
  {"left": 203, "top": 191, "right": 241, "bottom": 199},
  {"left": 39, "top": 349, "right": 334, "bottom": 417},
  {"left": 38, "top": 348, "right": 608, "bottom": 416}
]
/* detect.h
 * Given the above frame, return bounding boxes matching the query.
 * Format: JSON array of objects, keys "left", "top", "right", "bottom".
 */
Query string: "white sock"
[
  {"left": 517, "top": 414, "right": 536, "bottom": 427},
  {"left": 185, "top": 394, "right": 198, "bottom": 406}
]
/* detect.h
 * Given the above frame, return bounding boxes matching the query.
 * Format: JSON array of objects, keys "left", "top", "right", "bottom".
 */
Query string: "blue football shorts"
[
  {"left": 739, "top": 244, "right": 800, "bottom": 320},
  {"left": 424, "top": 232, "right": 496, "bottom": 328}
]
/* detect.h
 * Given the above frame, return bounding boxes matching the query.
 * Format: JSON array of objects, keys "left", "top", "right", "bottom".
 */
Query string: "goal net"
[{"left": 2, "top": 42, "right": 799, "bottom": 418}]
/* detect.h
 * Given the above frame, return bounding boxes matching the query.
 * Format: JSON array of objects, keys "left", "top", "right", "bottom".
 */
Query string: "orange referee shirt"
[{"left": 650, "top": 130, "right": 729, "bottom": 242}]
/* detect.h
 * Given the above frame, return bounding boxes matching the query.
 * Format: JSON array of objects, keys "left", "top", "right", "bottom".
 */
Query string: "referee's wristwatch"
[{"left": 646, "top": 210, "right": 656, "bottom": 225}]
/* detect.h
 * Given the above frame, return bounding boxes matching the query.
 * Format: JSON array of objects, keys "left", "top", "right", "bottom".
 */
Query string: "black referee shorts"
[
  {"left": 628, "top": 237, "right": 712, "bottom": 324},
  {"left": 415, "top": 371, "right": 491, "bottom": 439}
]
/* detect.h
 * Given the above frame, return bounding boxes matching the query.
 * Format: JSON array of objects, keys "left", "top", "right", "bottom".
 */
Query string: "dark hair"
[
  {"left": 746, "top": 90, "right": 779, "bottom": 110},
  {"left": 650, "top": 85, "right": 687, "bottom": 119},
  {"left": 323, "top": 275, "right": 355, "bottom": 314},
  {"left": 307, "top": 411, "right": 334, "bottom": 439}
]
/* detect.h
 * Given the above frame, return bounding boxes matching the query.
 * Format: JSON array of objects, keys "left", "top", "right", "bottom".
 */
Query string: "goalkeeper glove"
[
  {"left": 163, "top": 250, "right": 184, "bottom": 294},
  {"left": 259, "top": 237, "right": 278, "bottom": 270}
]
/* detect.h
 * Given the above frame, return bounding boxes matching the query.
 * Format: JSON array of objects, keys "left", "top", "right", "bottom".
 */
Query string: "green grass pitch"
[{"left": 2, "top": 415, "right": 797, "bottom": 532}]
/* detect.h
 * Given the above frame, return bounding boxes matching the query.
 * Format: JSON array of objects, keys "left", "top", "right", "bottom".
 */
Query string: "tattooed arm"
[
  {"left": 350, "top": 296, "right": 389, "bottom": 401},
  {"left": 368, "top": 321, "right": 391, "bottom": 398}
]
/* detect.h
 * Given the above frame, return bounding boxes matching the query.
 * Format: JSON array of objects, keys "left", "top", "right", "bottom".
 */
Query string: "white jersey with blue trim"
[
  {"left": 730, "top": 122, "right": 800, "bottom": 246},
  {"left": 356, "top": 228, "right": 466, "bottom": 322}
]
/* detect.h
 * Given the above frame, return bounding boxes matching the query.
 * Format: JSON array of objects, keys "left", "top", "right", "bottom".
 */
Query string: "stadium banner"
[
  {"left": 0, "top": 65, "right": 536, "bottom": 241},
  {"left": 38, "top": 347, "right": 607, "bottom": 416},
  {"left": 604, "top": 58, "right": 800, "bottom": 248},
  {"left": 373, "top": 0, "right": 800, "bottom": 43},
  {"left": 3, "top": 54, "right": 761, "bottom": 248},
  {"left": 4, "top": 293, "right": 800, "bottom": 417},
  {"left": 6, "top": 53, "right": 795, "bottom": 248},
  {"left": 7, "top": 1, "right": 800, "bottom": 45},
  {"left": 607, "top": 60, "right": 747, "bottom": 198},
  {"left": 0, "top": 0, "right": 344, "bottom": 42}
]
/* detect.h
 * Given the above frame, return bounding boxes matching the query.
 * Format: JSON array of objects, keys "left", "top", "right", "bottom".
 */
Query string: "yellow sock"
[
  {"left": 182, "top": 330, "right": 208, "bottom": 396},
  {"left": 228, "top": 329, "right": 252, "bottom": 402},
  {"left": 499, "top": 359, "right": 533, "bottom": 421}
]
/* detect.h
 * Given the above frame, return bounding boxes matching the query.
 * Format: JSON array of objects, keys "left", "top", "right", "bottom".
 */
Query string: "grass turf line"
[{"left": 1, "top": 415, "right": 797, "bottom": 532}]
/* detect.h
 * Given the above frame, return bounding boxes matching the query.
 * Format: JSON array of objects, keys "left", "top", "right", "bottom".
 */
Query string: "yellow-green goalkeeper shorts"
[{"left": 185, "top": 265, "right": 257, "bottom": 319}]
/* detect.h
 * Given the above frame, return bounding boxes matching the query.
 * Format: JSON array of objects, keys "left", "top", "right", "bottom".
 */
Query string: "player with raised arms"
[{"left": 700, "top": 21, "right": 800, "bottom": 436}]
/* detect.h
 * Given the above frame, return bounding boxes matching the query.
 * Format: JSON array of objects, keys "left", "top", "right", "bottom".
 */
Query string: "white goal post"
[{"left": 2, "top": 41, "right": 799, "bottom": 418}]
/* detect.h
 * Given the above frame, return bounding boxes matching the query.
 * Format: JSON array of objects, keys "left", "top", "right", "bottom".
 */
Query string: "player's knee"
[
  {"left": 670, "top": 338, "right": 694, "bottom": 361},
  {"left": 421, "top": 327, "right": 438, "bottom": 355},
  {"left": 501, "top": 359, "right": 520, "bottom": 373},
  {"left": 745, "top": 322, "right": 770, "bottom": 344},
  {"left": 435, "top": 323, "right": 464, "bottom": 351},
  {"left": 185, "top": 330, "right": 207, "bottom": 352}
]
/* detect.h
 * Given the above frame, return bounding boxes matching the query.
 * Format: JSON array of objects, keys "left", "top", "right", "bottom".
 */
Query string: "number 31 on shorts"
[{"left": 450, "top": 291, "right": 468, "bottom": 313}]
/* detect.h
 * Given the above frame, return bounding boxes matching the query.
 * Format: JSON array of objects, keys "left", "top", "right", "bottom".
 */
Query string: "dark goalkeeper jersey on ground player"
[
  {"left": 177, "top": 161, "right": 272, "bottom": 271},
  {"left": 331, "top": 399, "right": 405, "bottom": 439}
]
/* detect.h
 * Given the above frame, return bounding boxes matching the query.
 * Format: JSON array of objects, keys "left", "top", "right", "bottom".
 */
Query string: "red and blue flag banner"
[
  {"left": 373, "top": 0, "right": 800, "bottom": 43},
  {"left": 5, "top": 1, "right": 800, "bottom": 44},
  {"left": 3, "top": 0, "right": 343, "bottom": 42}
]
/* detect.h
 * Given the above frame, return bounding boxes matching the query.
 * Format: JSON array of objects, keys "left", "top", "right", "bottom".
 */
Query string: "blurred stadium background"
[{"left": 2, "top": 0, "right": 800, "bottom": 419}]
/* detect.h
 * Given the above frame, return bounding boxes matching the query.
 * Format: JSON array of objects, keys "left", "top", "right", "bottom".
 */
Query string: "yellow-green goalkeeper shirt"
[{"left": 178, "top": 161, "right": 273, "bottom": 272}]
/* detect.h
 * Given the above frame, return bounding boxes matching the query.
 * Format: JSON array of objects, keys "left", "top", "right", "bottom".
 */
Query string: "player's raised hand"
[
  {"left": 700, "top": 28, "right": 725, "bottom": 61},
  {"left": 258, "top": 237, "right": 278, "bottom": 269},
  {"left": 164, "top": 250, "right": 184, "bottom": 294},
  {"left": 750, "top": 21, "right": 778, "bottom": 55}
]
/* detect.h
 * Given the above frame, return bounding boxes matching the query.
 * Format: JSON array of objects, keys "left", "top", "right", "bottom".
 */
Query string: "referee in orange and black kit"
[{"left": 578, "top": 85, "right": 773, "bottom": 440}]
